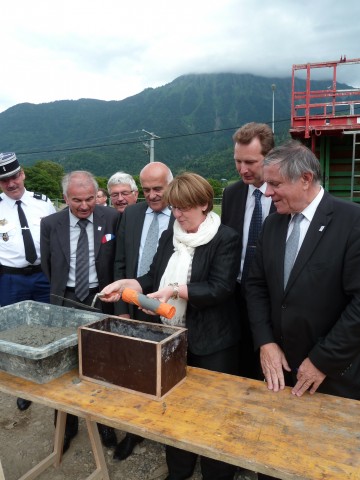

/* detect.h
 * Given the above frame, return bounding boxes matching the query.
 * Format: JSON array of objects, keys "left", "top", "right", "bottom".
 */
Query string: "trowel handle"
[{"left": 121, "top": 288, "right": 176, "bottom": 319}]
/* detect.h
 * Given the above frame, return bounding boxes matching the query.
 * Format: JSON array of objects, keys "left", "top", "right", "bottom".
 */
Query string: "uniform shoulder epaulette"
[{"left": 33, "top": 192, "right": 48, "bottom": 201}]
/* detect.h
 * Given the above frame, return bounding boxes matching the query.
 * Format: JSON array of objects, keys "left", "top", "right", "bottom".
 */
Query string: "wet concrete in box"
[
  {"left": 0, "top": 325, "right": 76, "bottom": 347},
  {"left": 92, "top": 317, "right": 170, "bottom": 342},
  {"left": 0, "top": 301, "right": 107, "bottom": 383}
]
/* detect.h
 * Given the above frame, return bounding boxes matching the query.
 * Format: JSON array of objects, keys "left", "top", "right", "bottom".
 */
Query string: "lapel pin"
[
  {"left": 319, "top": 226, "right": 325, "bottom": 232},
  {"left": 98, "top": 226, "right": 102, "bottom": 231}
]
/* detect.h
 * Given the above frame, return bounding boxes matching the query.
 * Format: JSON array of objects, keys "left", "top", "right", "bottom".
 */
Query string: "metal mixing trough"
[{"left": 0, "top": 300, "right": 107, "bottom": 383}]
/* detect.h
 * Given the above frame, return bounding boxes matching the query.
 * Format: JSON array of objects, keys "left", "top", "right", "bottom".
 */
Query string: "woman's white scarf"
[{"left": 159, "top": 211, "right": 221, "bottom": 325}]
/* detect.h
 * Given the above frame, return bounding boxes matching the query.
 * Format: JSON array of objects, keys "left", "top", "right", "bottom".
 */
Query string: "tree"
[
  {"left": 24, "top": 161, "right": 65, "bottom": 199},
  {"left": 207, "top": 178, "right": 223, "bottom": 197},
  {"left": 96, "top": 176, "right": 108, "bottom": 189}
]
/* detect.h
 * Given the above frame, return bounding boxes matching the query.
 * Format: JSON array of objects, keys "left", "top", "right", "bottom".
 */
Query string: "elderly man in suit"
[
  {"left": 40, "top": 170, "right": 121, "bottom": 453},
  {"left": 221, "top": 122, "right": 275, "bottom": 379},
  {"left": 112, "top": 161, "right": 174, "bottom": 460},
  {"left": 114, "top": 161, "right": 174, "bottom": 320},
  {"left": 107, "top": 171, "right": 138, "bottom": 213},
  {"left": 247, "top": 140, "right": 360, "bottom": 480}
]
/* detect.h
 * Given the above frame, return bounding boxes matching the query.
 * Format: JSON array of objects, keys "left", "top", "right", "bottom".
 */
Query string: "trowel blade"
[{"left": 50, "top": 294, "right": 101, "bottom": 311}]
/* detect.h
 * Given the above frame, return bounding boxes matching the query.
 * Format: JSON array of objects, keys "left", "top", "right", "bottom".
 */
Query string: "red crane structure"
[{"left": 290, "top": 56, "right": 360, "bottom": 202}]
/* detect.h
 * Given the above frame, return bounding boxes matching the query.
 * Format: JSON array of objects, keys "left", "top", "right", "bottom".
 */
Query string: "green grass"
[{"left": 213, "top": 204, "right": 221, "bottom": 216}]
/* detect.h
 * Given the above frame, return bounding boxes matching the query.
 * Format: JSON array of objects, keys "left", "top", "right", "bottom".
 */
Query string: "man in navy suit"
[
  {"left": 247, "top": 140, "right": 360, "bottom": 479},
  {"left": 247, "top": 140, "right": 360, "bottom": 400},
  {"left": 221, "top": 122, "right": 275, "bottom": 379},
  {"left": 41, "top": 170, "right": 121, "bottom": 454}
]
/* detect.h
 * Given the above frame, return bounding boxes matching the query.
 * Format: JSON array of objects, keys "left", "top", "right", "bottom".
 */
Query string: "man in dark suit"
[
  {"left": 221, "top": 122, "right": 275, "bottom": 379},
  {"left": 114, "top": 161, "right": 174, "bottom": 320},
  {"left": 247, "top": 140, "right": 360, "bottom": 396},
  {"left": 40, "top": 170, "right": 121, "bottom": 453},
  {"left": 112, "top": 161, "right": 174, "bottom": 460},
  {"left": 96, "top": 187, "right": 109, "bottom": 206},
  {"left": 107, "top": 171, "right": 138, "bottom": 213}
]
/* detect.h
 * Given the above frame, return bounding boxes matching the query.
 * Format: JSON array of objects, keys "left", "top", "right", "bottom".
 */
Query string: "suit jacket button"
[{"left": 281, "top": 304, "right": 287, "bottom": 309}]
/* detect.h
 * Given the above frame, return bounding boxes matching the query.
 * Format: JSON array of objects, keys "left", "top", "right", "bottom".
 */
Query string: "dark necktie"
[
  {"left": 138, "top": 212, "right": 160, "bottom": 276},
  {"left": 16, "top": 200, "right": 37, "bottom": 264},
  {"left": 242, "top": 189, "right": 263, "bottom": 282},
  {"left": 75, "top": 219, "right": 90, "bottom": 301},
  {"left": 284, "top": 213, "right": 303, "bottom": 288}
]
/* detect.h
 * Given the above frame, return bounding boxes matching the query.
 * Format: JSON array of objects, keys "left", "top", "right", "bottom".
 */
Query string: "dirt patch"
[{"left": 0, "top": 392, "right": 258, "bottom": 480}]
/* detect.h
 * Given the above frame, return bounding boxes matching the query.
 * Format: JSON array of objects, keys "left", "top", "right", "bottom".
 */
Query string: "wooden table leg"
[
  {"left": 84, "top": 419, "right": 110, "bottom": 480},
  {"left": 0, "top": 460, "right": 5, "bottom": 480},
  {"left": 16, "top": 412, "right": 109, "bottom": 480},
  {"left": 53, "top": 411, "right": 67, "bottom": 467},
  {"left": 17, "top": 411, "right": 67, "bottom": 480}
]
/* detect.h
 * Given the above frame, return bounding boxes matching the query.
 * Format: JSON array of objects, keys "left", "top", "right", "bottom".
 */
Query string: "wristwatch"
[{"left": 169, "top": 282, "right": 179, "bottom": 300}]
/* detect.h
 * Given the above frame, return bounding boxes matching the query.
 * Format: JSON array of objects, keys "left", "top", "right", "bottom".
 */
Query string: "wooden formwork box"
[{"left": 78, "top": 316, "right": 187, "bottom": 400}]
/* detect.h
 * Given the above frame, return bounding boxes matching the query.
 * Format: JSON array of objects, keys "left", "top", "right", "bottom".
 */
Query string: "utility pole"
[
  {"left": 142, "top": 130, "right": 160, "bottom": 162},
  {"left": 271, "top": 84, "right": 276, "bottom": 134}
]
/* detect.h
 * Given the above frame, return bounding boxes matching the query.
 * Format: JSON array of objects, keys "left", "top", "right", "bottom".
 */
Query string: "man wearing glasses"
[{"left": 107, "top": 172, "right": 138, "bottom": 213}]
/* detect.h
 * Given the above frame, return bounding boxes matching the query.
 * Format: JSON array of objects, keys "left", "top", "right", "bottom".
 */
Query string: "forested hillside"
[{"left": 0, "top": 73, "right": 351, "bottom": 180}]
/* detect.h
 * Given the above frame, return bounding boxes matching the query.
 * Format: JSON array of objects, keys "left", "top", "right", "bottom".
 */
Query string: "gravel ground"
[{"left": 0, "top": 392, "right": 258, "bottom": 480}]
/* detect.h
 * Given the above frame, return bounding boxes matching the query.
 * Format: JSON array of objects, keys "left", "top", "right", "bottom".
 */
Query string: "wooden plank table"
[{"left": 0, "top": 367, "right": 359, "bottom": 480}]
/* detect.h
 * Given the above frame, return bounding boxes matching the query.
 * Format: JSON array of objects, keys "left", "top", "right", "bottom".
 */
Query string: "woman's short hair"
[{"left": 165, "top": 172, "right": 214, "bottom": 213}]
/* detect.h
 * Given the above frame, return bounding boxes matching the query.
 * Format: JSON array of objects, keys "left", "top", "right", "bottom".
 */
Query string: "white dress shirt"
[{"left": 0, "top": 189, "right": 55, "bottom": 268}]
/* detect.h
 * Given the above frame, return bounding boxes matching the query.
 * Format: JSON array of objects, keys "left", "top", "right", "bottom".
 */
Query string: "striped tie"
[{"left": 75, "top": 219, "right": 90, "bottom": 301}]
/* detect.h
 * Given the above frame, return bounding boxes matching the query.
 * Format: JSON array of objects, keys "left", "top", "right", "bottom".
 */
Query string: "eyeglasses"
[
  {"left": 169, "top": 205, "right": 191, "bottom": 213},
  {"left": 110, "top": 191, "right": 133, "bottom": 199},
  {"left": 0, "top": 171, "right": 22, "bottom": 183}
]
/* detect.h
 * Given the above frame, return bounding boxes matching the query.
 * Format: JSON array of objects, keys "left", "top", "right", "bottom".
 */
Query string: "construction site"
[{"left": 290, "top": 56, "right": 360, "bottom": 202}]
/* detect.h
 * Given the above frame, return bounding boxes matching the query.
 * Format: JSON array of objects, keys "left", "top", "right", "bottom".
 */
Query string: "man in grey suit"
[
  {"left": 40, "top": 170, "right": 121, "bottom": 453},
  {"left": 247, "top": 140, "right": 360, "bottom": 479},
  {"left": 221, "top": 122, "right": 275, "bottom": 379},
  {"left": 112, "top": 161, "right": 173, "bottom": 460}
]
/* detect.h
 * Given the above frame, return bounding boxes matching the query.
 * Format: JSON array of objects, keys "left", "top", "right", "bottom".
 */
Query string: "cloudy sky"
[{"left": 1, "top": 0, "right": 359, "bottom": 113}]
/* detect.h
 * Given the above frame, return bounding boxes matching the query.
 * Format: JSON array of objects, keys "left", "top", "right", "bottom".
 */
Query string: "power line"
[
  {"left": 17, "top": 117, "right": 292, "bottom": 157},
  {"left": 18, "top": 129, "right": 145, "bottom": 153},
  {"left": 18, "top": 101, "right": 360, "bottom": 158}
]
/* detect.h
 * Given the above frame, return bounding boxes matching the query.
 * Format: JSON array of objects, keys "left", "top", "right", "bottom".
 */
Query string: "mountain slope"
[{"left": 0, "top": 73, "right": 350, "bottom": 179}]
